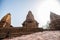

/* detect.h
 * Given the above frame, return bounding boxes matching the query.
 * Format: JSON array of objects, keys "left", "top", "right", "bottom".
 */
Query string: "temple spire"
[
  {"left": 50, "top": 12, "right": 60, "bottom": 21},
  {"left": 0, "top": 13, "right": 12, "bottom": 28},
  {"left": 49, "top": 12, "right": 60, "bottom": 29},
  {"left": 26, "top": 11, "right": 34, "bottom": 21},
  {"left": 1, "top": 13, "right": 11, "bottom": 24},
  {"left": 22, "top": 11, "right": 39, "bottom": 28}
]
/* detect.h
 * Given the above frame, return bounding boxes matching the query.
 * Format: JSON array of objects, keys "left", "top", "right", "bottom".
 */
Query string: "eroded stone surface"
[{"left": 4, "top": 31, "right": 60, "bottom": 40}]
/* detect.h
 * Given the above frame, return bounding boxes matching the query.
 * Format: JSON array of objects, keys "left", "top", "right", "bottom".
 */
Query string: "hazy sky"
[{"left": 0, "top": 0, "right": 60, "bottom": 28}]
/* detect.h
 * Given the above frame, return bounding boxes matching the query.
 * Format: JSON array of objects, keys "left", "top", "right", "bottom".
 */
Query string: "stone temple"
[
  {"left": 22, "top": 11, "right": 39, "bottom": 28},
  {"left": 0, "top": 11, "right": 60, "bottom": 39},
  {"left": 49, "top": 12, "right": 60, "bottom": 30},
  {"left": 0, "top": 11, "right": 42, "bottom": 39},
  {"left": 0, "top": 13, "right": 12, "bottom": 28}
]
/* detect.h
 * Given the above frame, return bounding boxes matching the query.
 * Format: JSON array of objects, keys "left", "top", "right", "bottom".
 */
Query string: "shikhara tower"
[
  {"left": 0, "top": 13, "right": 12, "bottom": 28},
  {"left": 22, "top": 11, "right": 39, "bottom": 28}
]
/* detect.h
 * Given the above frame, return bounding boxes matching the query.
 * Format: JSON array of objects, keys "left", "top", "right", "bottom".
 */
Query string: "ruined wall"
[{"left": 0, "top": 27, "right": 43, "bottom": 38}]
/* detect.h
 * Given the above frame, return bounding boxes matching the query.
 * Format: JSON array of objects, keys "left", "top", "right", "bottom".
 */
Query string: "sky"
[{"left": 0, "top": 0, "right": 60, "bottom": 28}]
